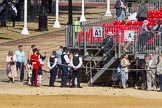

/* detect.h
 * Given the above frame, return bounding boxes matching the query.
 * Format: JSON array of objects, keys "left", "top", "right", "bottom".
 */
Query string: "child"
[{"left": 27, "top": 64, "right": 32, "bottom": 85}]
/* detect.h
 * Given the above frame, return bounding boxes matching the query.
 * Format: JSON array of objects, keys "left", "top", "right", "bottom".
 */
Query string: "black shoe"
[
  {"left": 77, "top": 86, "right": 82, "bottom": 88},
  {"left": 49, "top": 85, "right": 54, "bottom": 87},
  {"left": 20, "top": 80, "right": 23, "bottom": 82},
  {"left": 71, "top": 85, "right": 75, "bottom": 88}
]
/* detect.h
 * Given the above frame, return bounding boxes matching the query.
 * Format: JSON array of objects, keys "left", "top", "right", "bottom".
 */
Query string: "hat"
[
  {"left": 32, "top": 48, "right": 38, "bottom": 52},
  {"left": 143, "top": 20, "right": 148, "bottom": 24},
  {"left": 107, "top": 32, "right": 113, "bottom": 36},
  {"left": 154, "top": 18, "right": 158, "bottom": 23}
]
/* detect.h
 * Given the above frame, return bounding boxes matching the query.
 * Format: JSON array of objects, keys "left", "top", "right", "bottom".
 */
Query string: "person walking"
[
  {"left": 145, "top": 52, "right": 157, "bottom": 91},
  {"left": 157, "top": 55, "right": 162, "bottom": 92},
  {"left": 60, "top": 47, "right": 70, "bottom": 87},
  {"left": 70, "top": 49, "right": 83, "bottom": 88},
  {"left": 48, "top": 51, "right": 58, "bottom": 87},
  {"left": 6, "top": 50, "right": 17, "bottom": 83},
  {"left": 15, "top": 45, "right": 27, "bottom": 82},
  {"left": 120, "top": 53, "right": 130, "bottom": 89},
  {"left": 101, "top": 32, "right": 114, "bottom": 57}
]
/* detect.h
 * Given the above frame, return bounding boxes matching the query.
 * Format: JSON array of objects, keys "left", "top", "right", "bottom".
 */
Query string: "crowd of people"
[
  {"left": 5, "top": 44, "right": 83, "bottom": 88},
  {"left": 115, "top": 0, "right": 148, "bottom": 22},
  {"left": 111, "top": 52, "right": 162, "bottom": 92}
]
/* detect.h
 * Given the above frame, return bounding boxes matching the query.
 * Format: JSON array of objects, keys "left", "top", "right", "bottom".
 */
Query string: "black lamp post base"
[{"left": 38, "top": 14, "right": 48, "bottom": 31}]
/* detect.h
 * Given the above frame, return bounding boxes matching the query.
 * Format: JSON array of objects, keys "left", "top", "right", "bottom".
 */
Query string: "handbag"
[{"left": 6, "top": 65, "right": 11, "bottom": 72}]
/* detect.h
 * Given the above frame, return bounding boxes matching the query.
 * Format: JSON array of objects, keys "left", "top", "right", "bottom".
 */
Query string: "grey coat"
[
  {"left": 137, "top": 4, "right": 148, "bottom": 18},
  {"left": 157, "top": 60, "right": 162, "bottom": 75},
  {"left": 146, "top": 58, "right": 157, "bottom": 74}
]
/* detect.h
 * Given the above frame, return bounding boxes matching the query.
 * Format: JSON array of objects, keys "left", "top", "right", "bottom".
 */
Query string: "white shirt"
[
  {"left": 148, "top": 59, "right": 153, "bottom": 70},
  {"left": 47, "top": 55, "right": 58, "bottom": 69},
  {"left": 70, "top": 54, "right": 83, "bottom": 69},
  {"left": 63, "top": 52, "right": 70, "bottom": 64},
  {"left": 128, "top": 12, "right": 137, "bottom": 21},
  {"left": 11, "top": 5, "right": 17, "bottom": 14},
  {"left": 6, "top": 55, "right": 17, "bottom": 63},
  {"left": 124, "top": 59, "right": 129, "bottom": 72}
]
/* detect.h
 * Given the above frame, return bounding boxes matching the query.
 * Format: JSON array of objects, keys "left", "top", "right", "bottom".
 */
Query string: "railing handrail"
[{"left": 85, "top": 45, "right": 115, "bottom": 75}]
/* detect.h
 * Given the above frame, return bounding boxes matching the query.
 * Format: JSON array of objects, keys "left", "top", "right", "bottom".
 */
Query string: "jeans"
[
  {"left": 61, "top": 65, "right": 68, "bottom": 87},
  {"left": 16, "top": 62, "right": 24, "bottom": 81},
  {"left": 49, "top": 67, "right": 57, "bottom": 86},
  {"left": 71, "top": 68, "right": 81, "bottom": 87},
  {"left": 159, "top": 74, "right": 162, "bottom": 91},
  {"left": 121, "top": 71, "right": 128, "bottom": 88},
  {"left": 117, "top": 10, "right": 125, "bottom": 21}
]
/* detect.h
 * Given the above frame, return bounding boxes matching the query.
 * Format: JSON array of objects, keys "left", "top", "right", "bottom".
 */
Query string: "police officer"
[
  {"left": 60, "top": 47, "right": 70, "bottom": 87},
  {"left": 71, "top": 49, "right": 83, "bottom": 88},
  {"left": 48, "top": 51, "right": 58, "bottom": 87}
]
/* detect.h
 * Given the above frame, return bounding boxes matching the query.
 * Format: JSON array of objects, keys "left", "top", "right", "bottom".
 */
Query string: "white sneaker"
[{"left": 135, "top": 85, "right": 138, "bottom": 89}]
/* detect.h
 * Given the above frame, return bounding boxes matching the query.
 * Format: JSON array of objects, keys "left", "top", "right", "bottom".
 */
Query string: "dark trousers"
[
  {"left": 16, "top": 62, "right": 24, "bottom": 81},
  {"left": 71, "top": 68, "right": 81, "bottom": 87},
  {"left": 49, "top": 67, "right": 57, "bottom": 86},
  {"left": 0, "top": 14, "right": 6, "bottom": 27},
  {"left": 12, "top": 15, "right": 16, "bottom": 27},
  {"left": 136, "top": 71, "right": 146, "bottom": 86},
  {"left": 159, "top": 74, "right": 162, "bottom": 91},
  {"left": 61, "top": 65, "right": 68, "bottom": 87},
  {"left": 16, "top": 3, "right": 21, "bottom": 21},
  {"left": 48, "top": 0, "right": 52, "bottom": 13},
  {"left": 38, "top": 67, "right": 43, "bottom": 75},
  {"left": 137, "top": 17, "right": 147, "bottom": 22},
  {"left": 31, "top": 69, "right": 38, "bottom": 86},
  {"left": 57, "top": 65, "right": 62, "bottom": 78}
]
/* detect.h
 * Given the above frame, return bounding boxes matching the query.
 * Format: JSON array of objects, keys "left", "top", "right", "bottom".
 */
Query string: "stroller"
[{"left": 111, "top": 65, "right": 122, "bottom": 88}]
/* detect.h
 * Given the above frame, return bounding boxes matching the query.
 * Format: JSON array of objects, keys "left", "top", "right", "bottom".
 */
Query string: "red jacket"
[{"left": 30, "top": 54, "right": 41, "bottom": 69}]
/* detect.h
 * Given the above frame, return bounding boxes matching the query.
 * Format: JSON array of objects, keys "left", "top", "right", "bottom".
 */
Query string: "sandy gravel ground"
[{"left": 0, "top": 70, "right": 162, "bottom": 108}]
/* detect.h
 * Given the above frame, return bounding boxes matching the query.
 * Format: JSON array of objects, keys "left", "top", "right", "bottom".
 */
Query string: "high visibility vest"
[{"left": 74, "top": 21, "right": 81, "bottom": 32}]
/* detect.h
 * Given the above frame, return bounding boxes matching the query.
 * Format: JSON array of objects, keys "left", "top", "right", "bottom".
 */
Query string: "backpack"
[
  {"left": 111, "top": 64, "right": 121, "bottom": 81},
  {"left": 117, "top": 64, "right": 121, "bottom": 75}
]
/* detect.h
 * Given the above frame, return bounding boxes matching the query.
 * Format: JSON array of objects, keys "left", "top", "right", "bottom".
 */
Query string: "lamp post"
[
  {"left": 53, "top": 0, "right": 61, "bottom": 28},
  {"left": 67, "top": 0, "right": 73, "bottom": 47},
  {"left": 21, "top": 0, "right": 29, "bottom": 35},
  {"left": 80, "top": 0, "right": 86, "bottom": 22},
  {"left": 68, "top": 0, "right": 73, "bottom": 25},
  {"left": 105, "top": 0, "right": 112, "bottom": 16},
  {"left": 38, "top": 0, "right": 48, "bottom": 31}
]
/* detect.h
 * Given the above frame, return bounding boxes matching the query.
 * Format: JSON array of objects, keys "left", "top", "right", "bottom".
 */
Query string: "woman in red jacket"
[{"left": 30, "top": 48, "right": 41, "bottom": 86}]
